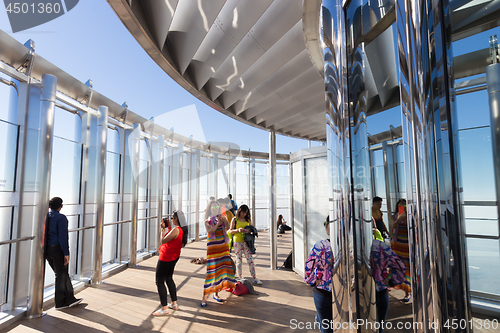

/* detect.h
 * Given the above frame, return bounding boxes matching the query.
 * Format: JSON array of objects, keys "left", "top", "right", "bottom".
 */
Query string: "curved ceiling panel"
[{"left": 107, "top": 0, "right": 326, "bottom": 141}]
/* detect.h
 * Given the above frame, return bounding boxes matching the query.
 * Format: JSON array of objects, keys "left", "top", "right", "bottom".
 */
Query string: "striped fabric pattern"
[
  {"left": 391, "top": 222, "right": 412, "bottom": 293},
  {"left": 203, "top": 226, "right": 235, "bottom": 295}
]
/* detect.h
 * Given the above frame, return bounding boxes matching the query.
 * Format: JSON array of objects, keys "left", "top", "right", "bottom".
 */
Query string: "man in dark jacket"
[{"left": 45, "top": 197, "right": 82, "bottom": 310}]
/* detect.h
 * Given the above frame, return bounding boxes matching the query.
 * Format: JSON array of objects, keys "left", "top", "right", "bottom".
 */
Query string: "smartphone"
[{"left": 398, "top": 205, "right": 405, "bottom": 215}]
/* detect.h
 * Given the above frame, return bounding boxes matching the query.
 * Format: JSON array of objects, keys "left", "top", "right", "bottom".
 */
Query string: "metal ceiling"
[{"left": 107, "top": 0, "right": 327, "bottom": 141}]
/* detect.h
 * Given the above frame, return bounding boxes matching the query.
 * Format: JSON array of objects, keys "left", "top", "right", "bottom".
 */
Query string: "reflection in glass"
[
  {"left": 0, "top": 207, "right": 12, "bottom": 306},
  {"left": 467, "top": 238, "right": 500, "bottom": 296},
  {"left": 103, "top": 203, "right": 119, "bottom": 263},
  {"left": 106, "top": 152, "right": 120, "bottom": 194},
  {"left": 0, "top": 121, "right": 18, "bottom": 192},
  {"left": 49, "top": 138, "right": 83, "bottom": 204}
]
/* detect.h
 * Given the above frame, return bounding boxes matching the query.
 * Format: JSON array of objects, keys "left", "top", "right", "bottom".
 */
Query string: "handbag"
[{"left": 232, "top": 282, "right": 249, "bottom": 296}]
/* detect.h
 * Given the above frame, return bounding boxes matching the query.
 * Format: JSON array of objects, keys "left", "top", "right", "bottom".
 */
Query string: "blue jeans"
[
  {"left": 376, "top": 289, "right": 390, "bottom": 333},
  {"left": 312, "top": 289, "right": 333, "bottom": 333}
]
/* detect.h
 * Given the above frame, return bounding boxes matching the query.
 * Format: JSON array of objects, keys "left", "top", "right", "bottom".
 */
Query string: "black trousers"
[
  {"left": 155, "top": 258, "right": 179, "bottom": 306},
  {"left": 45, "top": 245, "right": 77, "bottom": 308}
]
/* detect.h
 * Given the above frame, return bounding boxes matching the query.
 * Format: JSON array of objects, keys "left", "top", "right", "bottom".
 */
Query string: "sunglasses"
[
  {"left": 323, "top": 220, "right": 331, "bottom": 227},
  {"left": 211, "top": 205, "right": 219, "bottom": 209}
]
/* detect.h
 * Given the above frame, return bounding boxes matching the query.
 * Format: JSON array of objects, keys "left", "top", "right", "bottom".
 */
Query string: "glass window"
[
  {"left": 53, "top": 107, "right": 81, "bottom": 142},
  {"left": 0, "top": 73, "right": 17, "bottom": 123},
  {"left": 459, "top": 128, "right": 495, "bottom": 202},
  {"left": 103, "top": 203, "right": 119, "bottom": 263},
  {"left": 467, "top": 238, "right": 500, "bottom": 296},
  {"left": 0, "top": 206, "right": 13, "bottom": 306},
  {"left": 49, "top": 138, "right": 83, "bottom": 204},
  {"left": 0, "top": 121, "right": 18, "bottom": 192},
  {"left": 105, "top": 152, "right": 120, "bottom": 194}
]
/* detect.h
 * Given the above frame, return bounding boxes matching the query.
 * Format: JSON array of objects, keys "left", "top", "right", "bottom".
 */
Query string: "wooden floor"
[
  {"left": 6, "top": 231, "right": 319, "bottom": 333},
  {"left": 6, "top": 231, "right": 498, "bottom": 332}
]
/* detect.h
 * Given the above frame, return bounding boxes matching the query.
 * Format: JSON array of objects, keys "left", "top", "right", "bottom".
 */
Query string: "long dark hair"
[
  {"left": 277, "top": 214, "right": 283, "bottom": 225},
  {"left": 236, "top": 204, "right": 251, "bottom": 222},
  {"left": 204, "top": 200, "right": 220, "bottom": 220},
  {"left": 173, "top": 210, "right": 188, "bottom": 247}
]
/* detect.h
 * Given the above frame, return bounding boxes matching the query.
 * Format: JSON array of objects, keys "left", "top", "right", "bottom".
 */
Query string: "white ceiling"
[{"left": 107, "top": 0, "right": 326, "bottom": 141}]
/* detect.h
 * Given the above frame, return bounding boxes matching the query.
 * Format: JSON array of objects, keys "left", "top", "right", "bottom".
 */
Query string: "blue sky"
[{"left": 0, "top": 1, "right": 315, "bottom": 154}]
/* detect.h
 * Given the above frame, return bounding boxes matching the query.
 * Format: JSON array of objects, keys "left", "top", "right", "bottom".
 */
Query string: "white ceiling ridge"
[
  {"left": 256, "top": 83, "right": 325, "bottom": 122},
  {"left": 243, "top": 62, "right": 321, "bottom": 120},
  {"left": 201, "top": 16, "right": 303, "bottom": 102},
  {"left": 221, "top": 48, "right": 312, "bottom": 109},
  {"left": 219, "top": 20, "right": 305, "bottom": 99}
]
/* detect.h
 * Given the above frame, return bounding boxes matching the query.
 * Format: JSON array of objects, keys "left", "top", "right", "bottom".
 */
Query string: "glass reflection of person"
[
  {"left": 371, "top": 229, "right": 406, "bottom": 333},
  {"left": 391, "top": 199, "right": 411, "bottom": 302},
  {"left": 201, "top": 200, "right": 235, "bottom": 307},
  {"left": 372, "top": 197, "right": 390, "bottom": 239},
  {"left": 304, "top": 216, "right": 334, "bottom": 333}
]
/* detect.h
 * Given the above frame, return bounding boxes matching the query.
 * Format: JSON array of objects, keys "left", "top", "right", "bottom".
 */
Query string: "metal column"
[
  {"left": 248, "top": 155, "right": 251, "bottom": 205},
  {"left": 26, "top": 74, "right": 57, "bottom": 318},
  {"left": 178, "top": 143, "right": 183, "bottom": 212},
  {"left": 269, "top": 130, "right": 277, "bottom": 269},
  {"left": 157, "top": 135, "right": 164, "bottom": 251},
  {"left": 487, "top": 63, "right": 500, "bottom": 235},
  {"left": 251, "top": 159, "right": 256, "bottom": 227},
  {"left": 289, "top": 157, "right": 294, "bottom": 267},
  {"left": 195, "top": 149, "right": 201, "bottom": 240},
  {"left": 129, "top": 123, "right": 140, "bottom": 267},
  {"left": 213, "top": 153, "right": 218, "bottom": 200},
  {"left": 382, "top": 141, "right": 393, "bottom": 224},
  {"left": 232, "top": 157, "right": 237, "bottom": 203},
  {"left": 92, "top": 106, "right": 108, "bottom": 285}
]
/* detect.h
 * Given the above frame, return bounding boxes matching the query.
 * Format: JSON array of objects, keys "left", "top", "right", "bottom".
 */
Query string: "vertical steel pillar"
[
  {"left": 178, "top": 143, "right": 183, "bottom": 212},
  {"left": 269, "top": 130, "right": 277, "bottom": 269},
  {"left": 289, "top": 156, "right": 294, "bottom": 267},
  {"left": 26, "top": 74, "right": 57, "bottom": 318},
  {"left": 251, "top": 159, "right": 256, "bottom": 226},
  {"left": 129, "top": 123, "right": 140, "bottom": 267},
  {"left": 92, "top": 106, "right": 108, "bottom": 285},
  {"left": 232, "top": 157, "right": 237, "bottom": 204},
  {"left": 248, "top": 155, "right": 251, "bottom": 205},
  {"left": 169, "top": 141, "right": 174, "bottom": 213},
  {"left": 213, "top": 153, "right": 218, "bottom": 200},
  {"left": 157, "top": 135, "right": 164, "bottom": 251},
  {"left": 397, "top": 0, "right": 472, "bottom": 326},
  {"left": 487, "top": 63, "right": 500, "bottom": 235},
  {"left": 382, "top": 141, "right": 393, "bottom": 223},
  {"left": 195, "top": 149, "right": 201, "bottom": 240}
]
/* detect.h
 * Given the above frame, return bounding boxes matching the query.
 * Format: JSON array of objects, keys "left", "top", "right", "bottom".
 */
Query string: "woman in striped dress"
[
  {"left": 201, "top": 200, "right": 235, "bottom": 307},
  {"left": 391, "top": 199, "right": 412, "bottom": 302}
]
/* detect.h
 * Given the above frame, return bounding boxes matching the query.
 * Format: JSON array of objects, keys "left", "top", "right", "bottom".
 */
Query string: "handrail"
[
  {"left": 0, "top": 236, "right": 35, "bottom": 246},
  {"left": 137, "top": 216, "right": 158, "bottom": 221},
  {"left": 69, "top": 226, "right": 96, "bottom": 233},
  {"left": 103, "top": 219, "right": 132, "bottom": 226}
]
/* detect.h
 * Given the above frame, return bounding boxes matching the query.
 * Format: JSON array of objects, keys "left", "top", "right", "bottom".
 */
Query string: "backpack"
[
  {"left": 277, "top": 224, "right": 285, "bottom": 234},
  {"left": 282, "top": 250, "right": 293, "bottom": 269}
]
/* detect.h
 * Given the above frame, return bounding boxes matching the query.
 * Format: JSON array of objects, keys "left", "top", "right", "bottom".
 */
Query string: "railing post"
[
  {"left": 129, "top": 123, "right": 140, "bottom": 267},
  {"left": 269, "top": 130, "right": 277, "bottom": 269},
  {"left": 26, "top": 74, "right": 57, "bottom": 318},
  {"left": 158, "top": 135, "right": 164, "bottom": 251},
  {"left": 92, "top": 106, "right": 108, "bottom": 285}
]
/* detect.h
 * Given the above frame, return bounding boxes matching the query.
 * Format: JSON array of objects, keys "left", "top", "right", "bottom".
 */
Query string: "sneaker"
[
  {"left": 55, "top": 305, "right": 69, "bottom": 310},
  {"left": 69, "top": 298, "right": 83, "bottom": 308},
  {"left": 253, "top": 278, "right": 262, "bottom": 285}
]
